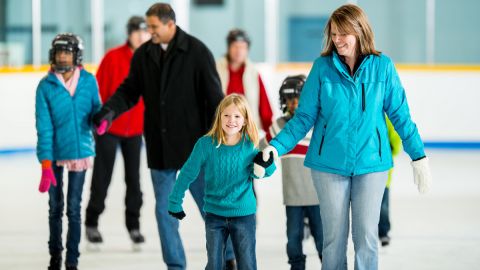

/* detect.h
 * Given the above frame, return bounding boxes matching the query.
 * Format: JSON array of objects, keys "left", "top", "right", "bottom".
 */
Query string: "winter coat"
[
  {"left": 103, "top": 26, "right": 224, "bottom": 170},
  {"left": 35, "top": 69, "right": 101, "bottom": 162},
  {"left": 270, "top": 51, "right": 425, "bottom": 176},
  {"left": 96, "top": 42, "right": 144, "bottom": 137}
]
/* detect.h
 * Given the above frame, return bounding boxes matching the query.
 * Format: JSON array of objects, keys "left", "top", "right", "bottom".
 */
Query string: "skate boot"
[
  {"left": 380, "top": 236, "right": 391, "bottom": 247},
  {"left": 85, "top": 226, "right": 103, "bottom": 251},
  {"left": 48, "top": 253, "right": 62, "bottom": 270},
  {"left": 225, "top": 259, "right": 237, "bottom": 270},
  {"left": 129, "top": 229, "right": 145, "bottom": 252}
]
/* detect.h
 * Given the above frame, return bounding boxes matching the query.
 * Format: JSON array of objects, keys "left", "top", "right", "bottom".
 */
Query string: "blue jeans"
[
  {"left": 378, "top": 187, "right": 390, "bottom": 238},
  {"left": 311, "top": 170, "right": 387, "bottom": 270},
  {"left": 205, "top": 213, "right": 256, "bottom": 270},
  {"left": 48, "top": 164, "right": 86, "bottom": 267},
  {"left": 150, "top": 169, "right": 235, "bottom": 270},
  {"left": 286, "top": 206, "right": 323, "bottom": 270}
]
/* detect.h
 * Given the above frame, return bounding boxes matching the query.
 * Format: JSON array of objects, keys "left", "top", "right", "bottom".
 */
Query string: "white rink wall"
[{"left": 1, "top": 65, "right": 480, "bottom": 150}]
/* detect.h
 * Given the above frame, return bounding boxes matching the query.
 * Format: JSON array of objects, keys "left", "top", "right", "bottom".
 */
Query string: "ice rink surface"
[{"left": 1, "top": 149, "right": 479, "bottom": 269}]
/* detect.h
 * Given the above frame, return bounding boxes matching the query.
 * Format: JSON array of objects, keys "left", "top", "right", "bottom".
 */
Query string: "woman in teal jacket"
[
  {"left": 35, "top": 33, "right": 101, "bottom": 270},
  {"left": 262, "top": 5, "right": 432, "bottom": 270}
]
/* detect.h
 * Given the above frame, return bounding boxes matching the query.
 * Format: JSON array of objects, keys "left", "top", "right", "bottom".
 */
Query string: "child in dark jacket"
[
  {"left": 168, "top": 94, "right": 275, "bottom": 270},
  {"left": 35, "top": 33, "right": 101, "bottom": 270}
]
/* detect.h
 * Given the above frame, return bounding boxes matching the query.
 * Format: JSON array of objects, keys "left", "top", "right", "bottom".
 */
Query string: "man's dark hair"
[{"left": 146, "top": 3, "right": 176, "bottom": 24}]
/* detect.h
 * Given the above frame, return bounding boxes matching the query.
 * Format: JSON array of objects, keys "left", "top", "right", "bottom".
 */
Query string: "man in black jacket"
[{"left": 93, "top": 3, "right": 237, "bottom": 270}]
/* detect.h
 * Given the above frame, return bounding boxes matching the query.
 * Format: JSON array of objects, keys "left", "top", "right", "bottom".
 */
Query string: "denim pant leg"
[
  {"left": 285, "top": 206, "right": 306, "bottom": 270},
  {"left": 65, "top": 169, "right": 87, "bottom": 266},
  {"left": 189, "top": 169, "right": 235, "bottom": 262},
  {"left": 378, "top": 187, "right": 390, "bottom": 238},
  {"left": 48, "top": 165, "right": 65, "bottom": 256},
  {"left": 305, "top": 205, "right": 324, "bottom": 258},
  {"left": 311, "top": 170, "right": 350, "bottom": 270},
  {"left": 205, "top": 213, "right": 228, "bottom": 270},
  {"left": 351, "top": 172, "right": 387, "bottom": 270},
  {"left": 230, "top": 214, "right": 257, "bottom": 270},
  {"left": 150, "top": 169, "right": 186, "bottom": 270}
]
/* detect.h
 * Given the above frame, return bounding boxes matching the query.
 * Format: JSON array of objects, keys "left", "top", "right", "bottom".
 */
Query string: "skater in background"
[
  {"left": 84, "top": 15, "right": 150, "bottom": 248},
  {"left": 216, "top": 28, "right": 273, "bottom": 134},
  {"left": 379, "top": 117, "right": 402, "bottom": 247},
  {"left": 261, "top": 75, "right": 323, "bottom": 270},
  {"left": 35, "top": 33, "right": 101, "bottom": 270},
  {"left": 90, "top": 3, "right": 239, "bottom": 269},
  {"left": 168, "top": 94, "right": 276, "bottom": 270},
  {"left": 261, "top": 4, "right": 432, "bottom": 269}
]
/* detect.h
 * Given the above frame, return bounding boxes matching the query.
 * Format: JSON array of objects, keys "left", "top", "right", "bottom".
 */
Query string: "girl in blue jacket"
[
  {"left": 262, "top": 5, "right": 432, "bottom": 270},
  {"left": 35, "top": 33, "right": 101, "bottom": 270},
  {"left": 168, "top": 94, "right": 275, "bottom": 270}
]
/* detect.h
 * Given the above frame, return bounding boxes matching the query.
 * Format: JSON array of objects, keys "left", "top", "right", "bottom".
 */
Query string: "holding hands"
[
  {"left": 93, "top": 108, "right": 115, "bottom": 135},
  {"left": 253, "top": 145, "right": 277, "bottom": 178}
]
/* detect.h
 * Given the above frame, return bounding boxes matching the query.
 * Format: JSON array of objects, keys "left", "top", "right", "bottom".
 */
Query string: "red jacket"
[
  {"left": 96, "top": 43, "right": 144, "bottom": 137},
  {"left": 226, "top": 65, "right": 273, "bottom": 132}
]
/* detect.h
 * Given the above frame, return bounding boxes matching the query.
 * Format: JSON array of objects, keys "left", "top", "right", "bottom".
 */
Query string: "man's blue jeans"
[
  {"left": 48, "top": 164, "right": 86, "bottom": 267},
  {"left": 311, "top": 170, "right": 387, "bottom": 270},
  {"left": 205, "top": 212, "right": 256, "bottom": 270},
  {"left": 150, "top": 169, "right": 235, "bottom": 270},
  {"left": 286, "top": 205, "right": 323, "bottom": 270}
]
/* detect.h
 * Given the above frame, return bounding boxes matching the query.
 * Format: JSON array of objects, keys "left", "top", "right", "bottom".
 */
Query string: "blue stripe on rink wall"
[
  {"left": 0, "top": 147, "right": 36, "bottom": 155},
  {"left": 1, "top": 142, "right": 480, "bottom": 156},
  {"left": 423, "top": 142, "right": 480, "bottom": 149}
]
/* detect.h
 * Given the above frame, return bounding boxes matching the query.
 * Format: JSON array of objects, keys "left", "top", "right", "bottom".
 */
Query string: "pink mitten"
[
  {"left": 39, "top": 160, "right": 57, "bottom": 193},
  {"left": 96, "top": 120, "right": 108, "bottom": 135}
]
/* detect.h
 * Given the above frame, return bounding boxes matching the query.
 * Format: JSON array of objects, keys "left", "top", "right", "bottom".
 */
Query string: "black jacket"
[{"left": 103, "top": 26, "right": 224, "bottom": 170}]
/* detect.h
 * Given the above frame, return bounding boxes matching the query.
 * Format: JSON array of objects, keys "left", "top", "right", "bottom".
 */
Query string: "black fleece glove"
[{"left": 168, "top": 210, "right": 186, "bottom": 220}]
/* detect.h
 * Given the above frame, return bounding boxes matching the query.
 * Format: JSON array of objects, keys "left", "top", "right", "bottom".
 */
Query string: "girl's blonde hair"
[
  {"left": 321, "top": 4, "right": 380, "bottom": 57},
  {"left": 206, "top": 94, "right": 259, "bottom": 147}
]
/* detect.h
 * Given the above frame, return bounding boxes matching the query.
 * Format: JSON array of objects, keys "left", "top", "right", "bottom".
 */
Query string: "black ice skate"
[
  {"left": 129, "top": 229, "right": 145, "bottom": 252},
  {"left": 47, "top": 253, "right": 62, "bottom": 270},
  {"left": 85, "top": 226, "right": 103, "bottom": 251}
]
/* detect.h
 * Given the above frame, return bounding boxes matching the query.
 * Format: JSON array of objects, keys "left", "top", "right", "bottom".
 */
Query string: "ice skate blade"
[
  {"left": 86, "top": 242, "right": 102, "bottom": 252},
  {"left": 132, "top": 242, "right": 143, "bottom": 252}
]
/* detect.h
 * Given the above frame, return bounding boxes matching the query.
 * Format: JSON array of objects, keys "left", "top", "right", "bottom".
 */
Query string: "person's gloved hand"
[
  {"left": 39, "top": 160, "right": 57, "bottom": 193},
  {"left": 253, "top": 151, "right": 274, "bottom": 178},
  {"left": 411, "top": 157, "right": 432, "bottom": 194},
  {"left": 262, "top": 145, "right": 278, "bottom": 163},
  {"left": 93, "top": 108, "right": 115, "bottom": 135},
  {"left": 168, "top": 210, "right": 186, "bottom": 220}
]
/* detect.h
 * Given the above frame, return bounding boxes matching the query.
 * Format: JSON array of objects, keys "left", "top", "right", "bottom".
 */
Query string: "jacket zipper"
[
  {"left": 376, "top": 128, "right": 382, "bottom": 159},
  {"left": 362, "top": 83, "right": 365, "bottom": 112},
  {"left": 318, "top": 124, "right": 327, "bottom": 155}
]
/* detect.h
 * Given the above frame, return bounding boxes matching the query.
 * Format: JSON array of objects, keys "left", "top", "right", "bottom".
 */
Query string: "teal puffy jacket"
[
  {"left": 35, "top": 69, "right": 101, "bottom": 162},
  {"left": 270, "top": 52, "right": 425, "bottom": 176}
]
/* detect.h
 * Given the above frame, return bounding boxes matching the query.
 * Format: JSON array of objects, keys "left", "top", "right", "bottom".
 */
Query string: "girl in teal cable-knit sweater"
[{"left": 168, "top": 94, "right": 275, "bottom": 270}]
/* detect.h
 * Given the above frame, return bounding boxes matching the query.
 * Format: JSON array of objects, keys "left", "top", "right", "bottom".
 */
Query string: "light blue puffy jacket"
[
  {"left": 270, "top": 52, "right": 425, "bottom": 176},
  {"left": 35, "top": 69, "right": 101, "bottom": 162}
]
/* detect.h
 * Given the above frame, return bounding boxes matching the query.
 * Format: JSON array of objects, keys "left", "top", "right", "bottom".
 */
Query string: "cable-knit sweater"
[{"left": 168, "top": 135, "right": 276, "bottom": 217}]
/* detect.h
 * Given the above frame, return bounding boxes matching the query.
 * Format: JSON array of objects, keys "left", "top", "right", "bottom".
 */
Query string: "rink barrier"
[
  {"left": 2, "top": 63, "right": 480, "bottom": 73},
  {"left": 1, "top": 63, "right": 479, "bottom": 155},
  {"left": 1, "top": 142, "right": 480, "bottom": 156}
]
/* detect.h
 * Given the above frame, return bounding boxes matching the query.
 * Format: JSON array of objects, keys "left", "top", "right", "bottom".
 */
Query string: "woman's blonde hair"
[
  {"left": 321, "top": 4, "right": 380, "bottom": 57},
  {"left": 206, "top": 94, "right": 259, "bottom": 147}
]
